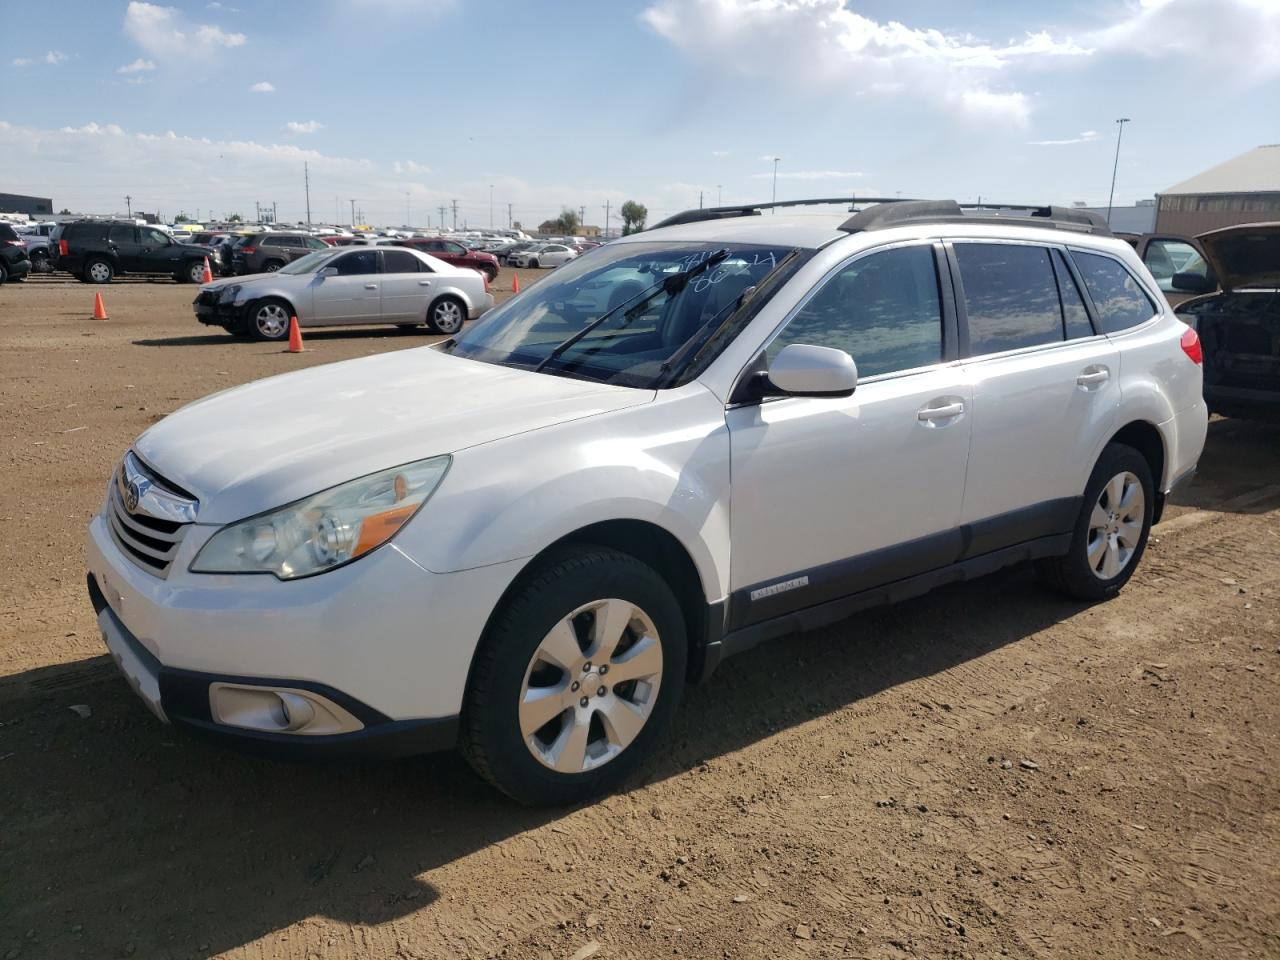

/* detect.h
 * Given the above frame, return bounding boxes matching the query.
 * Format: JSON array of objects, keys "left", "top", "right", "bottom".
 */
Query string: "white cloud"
[
  {"left": 751, "top": 169, "right": 865, "bottom": 180},
  {"left": 285, "top": 120, "right": 324, "bottom": 134},
  {"left": 249, "top": 81, "right": 275, "bottom": 93},
  {"left": 123, "top": 2, "right": 246, "bottom": 59},
  {"left": 393, "top": 160, "right": 431, "bottom": 175},
  {"left": 12, "top": 51, "right": 67, "bottom": 67},
  {"left": 711, "top": 150, "right": 730, "bottom": 158},
  {"left": 1029, "top": 130, "right": 1101, "bottom": 146},
  {"left": 642, "top": 0, "right": 1089, "bottom": 127},
  {"left": 1095, "top": 0, "right": 1280, "bottom": 81},
  {"left": 117, "top": 58, "right": 156, "bottom": 74}
]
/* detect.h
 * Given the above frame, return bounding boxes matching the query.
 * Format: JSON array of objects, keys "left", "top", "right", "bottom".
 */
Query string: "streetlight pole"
[
  {"left": 771, "top": 157, "right": 781, "bottom": 212},
  {"left": 1106, "top": 117, "right": 1131, "bottom": 225},
  {"left": 489, "top": 184, "right": 494, "bottom": 229}
]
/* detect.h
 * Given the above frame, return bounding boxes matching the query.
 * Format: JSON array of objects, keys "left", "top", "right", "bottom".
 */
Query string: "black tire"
[
  {"left": 460, "top": 546, "right": 687, "bottom": 806},
  {"left": 1037, "top": 443, "right": 1154, "bottom": 601},
  {"left": 530, "top": 258, "right": 540, "bottom": 269},
  {"left": 0, "top": 262, "right": 7, "bottom": 285},
  {"left": 482, "top": 265, "right": 498, "bottom": 283},
  {"left": 262, "top": 259, "right": 285, "bottom": 273},
  {"left": 246, "top": 298, "right": 293, "bottom": 341},
  {"left": 84, "top": 258, "right": 114, "bottom": 283},
  {"left": 426, "top": 296, "right": 466, "bottom": 335}
]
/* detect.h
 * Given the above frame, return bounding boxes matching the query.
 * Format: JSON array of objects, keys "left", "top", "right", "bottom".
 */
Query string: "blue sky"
[{"left": 3, "top": 0, "right": 1278, "bottom": 227}]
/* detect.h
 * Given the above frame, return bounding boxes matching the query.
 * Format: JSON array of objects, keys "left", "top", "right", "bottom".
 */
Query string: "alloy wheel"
[
  {"left": 432, "top": 300, "right": 463, "bottom": 334},
  {"left": 255, "top": 302, "right": 289, "bottom": 339},
  {"left": 1087, "top": 471, "right": 1145, "bottom": 580},
  {"left": 88, "top": 261, "right": 112, "bottom": 282},
  {"left": 518, "top": 598, "right": 664, "bottom": 773}
]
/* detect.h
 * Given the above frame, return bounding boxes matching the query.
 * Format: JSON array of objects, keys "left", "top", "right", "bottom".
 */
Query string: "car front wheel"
[
  {"left": 248, "top": 299, "right": 292, "bottom": 341},
  {"left": 1037, "top": 443, "right": 1154, "bottom": 601},
  {"left": 184, "top": 260, "right": 206, "bottom": 284},
  {"left": 460, "top": 546, "right": 687, "bottom": 806}
]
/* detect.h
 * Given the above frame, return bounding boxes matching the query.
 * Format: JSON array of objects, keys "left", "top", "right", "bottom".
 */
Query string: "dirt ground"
[{"left": 1, "top": 275, "right": 1277, "bottom": 960}]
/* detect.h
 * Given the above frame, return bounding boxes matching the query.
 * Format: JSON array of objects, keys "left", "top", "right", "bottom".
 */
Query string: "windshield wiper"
[
  {"left": 532, "top": 248, "right": 730, "bottom": 374},
  {"left": 656, "top": 248, "right": 803, "bottom": 387}
]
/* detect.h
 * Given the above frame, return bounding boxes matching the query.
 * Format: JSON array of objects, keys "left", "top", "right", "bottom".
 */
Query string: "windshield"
[
  {"left": 278, "top": 249, "right": 339, "bottom": 275},
  {"left": 444, "top": 241, "right": 794, "bottom": 388}
]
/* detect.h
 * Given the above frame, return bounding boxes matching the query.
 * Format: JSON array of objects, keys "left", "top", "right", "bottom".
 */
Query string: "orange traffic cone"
[
  {"left": 92, "top": 292, "right": 109, "bottom": 320},
  {"left": 511, "top": 272, "right": 520, "bottom": 294},
  {"left": 287, "top": 316, "right": 304, "bottom": 353},
  {"left": 200, "top": 257, "right": 213, "bottom": 283}
]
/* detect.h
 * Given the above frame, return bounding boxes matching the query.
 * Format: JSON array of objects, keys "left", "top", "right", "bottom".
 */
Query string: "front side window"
[
  {"left": 956, "top": 243, "right": 1063, "bottom": 355},
  {"left": 767, "top": 245, "right": 943, "bottom": 378},
  {"left": 1143, "top": 239, "right": 1210, "bottom": 292},
  {"left": 333, "top": 250, "right": 377, "bottom": 275},
  {"left": 141, "top": 228, "right": 169, "bottom": 245},
  {"left": 444, "top": 242, "right": 466, "bottom": 254},
  {"left": 1071, "top": 251, "right": 1157, "bottom": 333},
  {"left": 444, "top": 241, "right": 797, "bottom": 388}
]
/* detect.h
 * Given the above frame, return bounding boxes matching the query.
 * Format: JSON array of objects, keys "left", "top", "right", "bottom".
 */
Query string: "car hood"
[
  {"left": 134, "top": 348, "right": 654, "bottom": 524},
  {"left": 1195, "top": 222, "right": 1280, "bottom": 291}
]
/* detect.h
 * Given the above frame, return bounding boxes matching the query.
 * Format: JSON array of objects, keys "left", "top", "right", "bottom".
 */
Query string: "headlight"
[
  {"left": 219, "top": 283, "right": 242, "bottom": 301},
  {"left": 190, "top": 456, "right": 450, "bottom": 579}
]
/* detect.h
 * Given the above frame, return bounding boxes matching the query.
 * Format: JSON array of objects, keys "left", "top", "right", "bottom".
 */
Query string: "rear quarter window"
[
  {"left": 1070, "top": 251, "right": 1158, "bottom": 333},
  {"left": 0, "top": 225, "right": 17, "bottom": 242}
]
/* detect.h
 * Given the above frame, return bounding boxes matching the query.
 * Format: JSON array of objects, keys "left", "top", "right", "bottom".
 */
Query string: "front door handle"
[
  {"left": 418, "top": 279, "right": 432, "bottom": 286},
  {"left": 917, "top": 400, "right": 965, "bottom": 422},
  {"left": 1076, "top": 366, "right": 1110, "bottom": 388},
  {"left": 364, "top": 283, "right": 378, "bottom": 290}
]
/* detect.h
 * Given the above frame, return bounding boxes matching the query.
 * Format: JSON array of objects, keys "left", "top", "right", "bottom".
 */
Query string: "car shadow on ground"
[
  {"left": 132, "top": 327, "right": 439, "bottom": 348},
  {"left": 1, "top": 567, "right": 1082, "bottom": 958},
  {"left": 1169, "top": 417, "right": 1280, "bottom": 514}
]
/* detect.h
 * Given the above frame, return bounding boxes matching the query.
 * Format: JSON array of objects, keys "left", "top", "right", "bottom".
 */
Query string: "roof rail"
[
  {"left": 650, "top": 197, "right": 1112, "bottom": 236},
  {"left": 650, "top": 197, "right": 913, "bottom": 230},
  {"left": 839, "top": 200, "right": 1112, "bottom": 235}
]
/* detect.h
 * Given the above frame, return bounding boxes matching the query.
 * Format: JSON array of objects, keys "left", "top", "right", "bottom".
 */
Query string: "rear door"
[
  {"left": 951, "top": 241, "right": 1119, "bottom": 539},
  {"left": 378, "top": 248, "right": 434, "bottom": 322},
  {"left": 310, "top": 249, "right": 381, "bottom": 323},
  {"left": 108, "top": 225, "right": 144, "bottom": 271}
]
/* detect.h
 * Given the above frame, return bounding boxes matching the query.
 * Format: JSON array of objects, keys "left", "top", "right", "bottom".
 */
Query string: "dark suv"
[
  {"left": 230, "top": 232, "right": 328, "bottom": 275},
  {"left": 395, "top": 237, "right": 500, "bottom": 282},
  {"left": 52, "top": 221, "right": 220, "bottom": 284},
  {"left": 0, "top": 224, "right": 33, "bottom": 284}
]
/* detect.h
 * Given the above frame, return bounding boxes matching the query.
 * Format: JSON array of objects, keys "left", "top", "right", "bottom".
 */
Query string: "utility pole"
[
  {"left": 272, "top": 201, "right": 278, "bottom": 224},
  {"left": 255, "top": 200, "right": 260, "bottom": 223},
  {"left": 125, "top": 195, "right": 132, "bottom": 218},
  {"left": 507, "top": 203, "right": 513, "bottom": 229},
  {"left": 578, "top": 206, "right": 586, "bottom": 234},
  {"left": 1106, "top": 117, "right": 1131, "bottom": 225},
  {"left": 699, "top": 190, "right": 703, "bottom": 209},
  {"left": 489, "top": 184, "right": 494, "bottom": 229},
  {"left": 771, "top": 157, "right": 781, "bottom": 212},
  {"left": 603, "top": 200, "right": 611, "bottom": 238},
  {"left": 304, "top": 163, "right": 312, "bottom": 229},
  {"left": 437, "top": 204, "right": 447, "bottom": 231},
  {"left": 450, "top": 199, "right": 458, "bottom": 231},
  {"left": 405, "top": 191, "right": 411, "bottom": 227},
  {"left": 717, "top": 184, "right": 722, "bottom": 206},
  {"left": 349, "top": 198, "right": 357, "bottom": 226}
]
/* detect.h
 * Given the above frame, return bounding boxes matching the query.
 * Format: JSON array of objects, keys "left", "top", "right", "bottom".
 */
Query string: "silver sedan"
[{"left": 193, "top": 245, "right": 494, "bottom": 340}]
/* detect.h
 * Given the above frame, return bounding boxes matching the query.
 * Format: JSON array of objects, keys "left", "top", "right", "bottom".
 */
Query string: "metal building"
[
  {"left": 1156, "top": 144, "right": 1280, "bottom": 234},
  {"left": 0, "top": 192, "right": 55, "bottom": 217}
]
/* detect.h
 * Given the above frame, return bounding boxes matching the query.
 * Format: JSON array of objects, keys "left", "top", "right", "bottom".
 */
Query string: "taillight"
[
  {"left": 241, "top": 246, "right": 256, "bottom": 254},
  {"left": 59, "top": 239, "right": 68, "bottom": 256},
  {"left": 1180, "top": 327, "right": 1203, "bottom": 365}
]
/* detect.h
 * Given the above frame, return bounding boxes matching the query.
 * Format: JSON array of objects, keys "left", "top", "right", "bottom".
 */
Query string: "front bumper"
[
  {"left": 86, "top": 511, "right": 525, "bottom": 758},
  {"left": 193, "top": 290, "right": 241, "bottom": 326}
]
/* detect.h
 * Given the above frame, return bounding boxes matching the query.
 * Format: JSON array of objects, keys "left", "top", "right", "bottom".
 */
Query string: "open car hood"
[{"left": 1196, "top": 222, "right": 1280, "bottom": 291}]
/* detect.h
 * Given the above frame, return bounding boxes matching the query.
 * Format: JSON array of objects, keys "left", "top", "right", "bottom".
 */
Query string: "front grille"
[{"left": 105, "top": 458, "right": 194, "bottom": 578}]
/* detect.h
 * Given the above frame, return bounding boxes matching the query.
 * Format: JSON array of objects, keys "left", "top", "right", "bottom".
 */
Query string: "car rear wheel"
[
  {"left": 1037, "top": 443, "right": 1154, "bottom": 601},
  {"left": 426, "top": 296, "right": 465, "bottom": 335},
  {"left": 263, "top": 260, "right": 285, "bottom": 273},
  {"left": 460, "top": 546, "right": 686, "bottom": 805},
  {"left": 85, "top": 258, "right": 114, "bottom": 283},
  {"left": 482, "top": 265, "right": 498, "bottom": 283},
  {"left": 0, "top": 262, "right": 7, "bottom": 285},
  {"left": 248, "top": 299, "right": 292, "bottom": 341}
]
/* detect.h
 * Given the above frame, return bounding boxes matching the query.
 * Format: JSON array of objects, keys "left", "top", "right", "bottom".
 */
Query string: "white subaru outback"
[{"left": 87, "top": 199, "right": 1208, "bottom": 805}]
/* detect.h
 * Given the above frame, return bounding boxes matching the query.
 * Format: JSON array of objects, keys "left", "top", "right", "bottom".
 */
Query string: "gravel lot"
[{"left": 1, "top": 274, "right": 1277, "bottom": 960}]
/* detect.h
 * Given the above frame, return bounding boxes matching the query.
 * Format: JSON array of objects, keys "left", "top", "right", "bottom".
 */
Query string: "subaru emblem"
[{"left": 125, "top": 481, "right": 141, "bottom": 513}]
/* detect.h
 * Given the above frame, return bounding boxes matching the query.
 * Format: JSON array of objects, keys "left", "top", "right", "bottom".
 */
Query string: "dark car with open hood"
[{"left": 1174, "top": 223, "right": 1280, "bottom": 422}]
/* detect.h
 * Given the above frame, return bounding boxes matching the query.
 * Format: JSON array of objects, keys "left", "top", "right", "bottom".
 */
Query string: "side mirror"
[
  {"left": 318, "top": 266, "right": 338, "bottom": 278},
  {"left": 763, "top": 343, "right": 858, "bottom": 398},
  {"left": 1171, "top": 271, "right": 1215, "bottom": 294}
]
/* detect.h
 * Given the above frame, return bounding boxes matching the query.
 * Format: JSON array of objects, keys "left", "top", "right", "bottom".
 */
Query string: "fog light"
[{"left": 208, "top": 683, "right": 364, "bottom": 736}]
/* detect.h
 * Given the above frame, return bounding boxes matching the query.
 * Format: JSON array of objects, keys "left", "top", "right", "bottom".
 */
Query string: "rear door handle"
[
  {"left": 418, "top": 279, "right": 432, "bottom": 286},
  {"left": 364, "top": 283, "right": 378, "bottom": 290},
  {"left": 917, "top": 401, "right": 965, "bottom": 422},
  {"left": 1076, "top": 366, "right": 1110, "bottom": 388}
]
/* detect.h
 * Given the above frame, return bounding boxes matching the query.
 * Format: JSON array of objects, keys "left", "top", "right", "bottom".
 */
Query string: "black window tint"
[
  {"left": 381, "top": 249, "right": 423, "bottom": 274},
  {"left": 956, "top": 243, "right": 1063, "bottom": 354},
  {"left": 1052, "top": 250, "right": 1094, "bottom": 339},
  {"left": 445, "top": 242, "right": 466, "bottom": 254},
  {"left": 768, "top": 245, "right": 942, "bottom": 377},
  {"left": 334, "top": 250, "right": 376, "bottom": 276},
  {"left": 0, "top": 225, "right": 17, "bottom": 242},
  {"left": 1071, "top": 251, "right": 1157, "bottom": 333},
  {"left": 141, "top": 228, "right": 168, "bottom": 245},
  {"left": 281, "top": 236, "right": 302, "bottom": 246},
  {"left": 108, "top": 225, "right": 135, "bottom": 244},
  {"left": 261, "top": 236, "right": 281, "bottom": 246}
]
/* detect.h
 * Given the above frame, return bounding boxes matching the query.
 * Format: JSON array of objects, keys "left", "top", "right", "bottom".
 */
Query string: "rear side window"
[
  {"left": 0, "top": 224, "right": 18, "bottom": 242},
  {"left": 1071, "top": 251, "right": 1157, "bottom": 333},
  {"left": 108, "top": 225, "right": 135, "bottom": 244},
  {"left": 381, "top": 249, "right": 426, "bottom": 273},
  {"left": 956, "top": 243, "right": 1063, "bottom": 355},
  {"left": 768, "top": 244, "right": 943, "bottom": 378},
  {"left": 1052, "top": 250, "right": 1095, "bottom": 339},
  {"left": 333, "top": 250, "right": 377, "bottom": 275}
]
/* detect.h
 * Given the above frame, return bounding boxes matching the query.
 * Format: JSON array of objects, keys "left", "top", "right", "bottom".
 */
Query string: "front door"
[
  {"left": 137, "top": 226, "right": 182, "bottom": 274},
  {"left": 310, "top": 249, "right": 381, "bottom": 323},
  {"left": 726, "top": 242, "right": 972, "bottom": 630}
]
